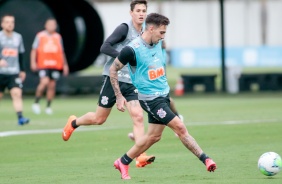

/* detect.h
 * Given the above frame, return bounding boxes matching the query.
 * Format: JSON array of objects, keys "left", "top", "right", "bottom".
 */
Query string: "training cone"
[{"left": 174, "top": 77, "right": 184, "bottom": 96}]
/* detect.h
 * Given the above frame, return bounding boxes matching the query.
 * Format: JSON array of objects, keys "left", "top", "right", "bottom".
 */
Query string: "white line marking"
[
  {"left": 0, "top": 126, "right": 124, "bottom": 138},
  {"left": 0, "top": 119, "right": 280, "bottom": 137}
]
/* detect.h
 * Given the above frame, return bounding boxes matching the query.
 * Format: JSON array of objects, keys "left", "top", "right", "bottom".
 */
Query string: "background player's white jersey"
[{"left": 0, "top": 31, "right": 25, "bottom": 75}]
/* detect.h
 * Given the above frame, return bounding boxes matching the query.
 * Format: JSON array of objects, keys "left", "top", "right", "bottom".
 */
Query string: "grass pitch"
[{"left": 1, "top": 93, "right": 282, "bottom": 183}]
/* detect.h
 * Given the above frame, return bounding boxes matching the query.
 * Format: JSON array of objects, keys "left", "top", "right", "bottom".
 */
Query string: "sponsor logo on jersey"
[
  {"left": 157, "top": 108, "right": 167, "bottom": 119},
  {"left": 43, "top": 39, "right": 59, "bottom": 53},
  {"left": 2, "top": 48, "right": 18, "bottom": 57},
  {"left": 153, "top": 56, "right": 160, "bottom": 62},
  {"left": 133, "top": 42, "right": 140, "bottom": 48},
  {"left": 148, "top": 67, "right": 165, "bottom": 80}
]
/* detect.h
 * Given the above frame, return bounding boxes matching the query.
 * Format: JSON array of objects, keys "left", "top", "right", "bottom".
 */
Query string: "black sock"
[
  {"left": 120, "top": 153, "right": 133, "bottom": 165},
  {"left": 71, "top": 119, "right": 79, "bottom": 129},
  {"left": 199, "top": 153, "right": 209, "bottom": 164},
  {"left": 175, "top": 112, "right": 179, "bottom": 117},
  {"left": 17, "top": 111, "right": 23, "bottom": 119},
  {"left": 47, "top": 100, "right": 52, "bottom": 108},
  {"left": 35, "top": 96, "right": 41, "bottom": 104}
]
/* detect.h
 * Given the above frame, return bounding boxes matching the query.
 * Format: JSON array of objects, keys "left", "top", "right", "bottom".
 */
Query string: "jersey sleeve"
[
  {"left": 59, "top": 35, "right": 64, "bottom": 51},
  {"left": 32, "top": 35, "right": 39, "bottom": 49},
  {"left": 117, "top": 46, "right": 136, "bottom": 66},
  {"left": 100, "top": 23, "right": 129, "bottom": 58},
  {"left": 19, "top": 35, "right": 25, "bottom": 53}
]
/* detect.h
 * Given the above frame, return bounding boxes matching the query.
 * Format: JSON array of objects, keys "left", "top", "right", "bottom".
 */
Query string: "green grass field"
[{"left": 1, "top": 93, "right": 282, "bottom": 183}]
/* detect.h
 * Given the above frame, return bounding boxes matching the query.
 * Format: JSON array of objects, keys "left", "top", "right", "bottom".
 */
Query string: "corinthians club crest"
[
  {"left": 157, "top": 108, "right": 167, "bottom": 119},
  {"left": 101, "top": 96, "right": 109, "bottom": 105}
]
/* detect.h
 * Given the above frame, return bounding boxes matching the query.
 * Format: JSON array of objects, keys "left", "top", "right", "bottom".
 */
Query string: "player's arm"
[
  {"left": 30, "top": 49, "right": 37, "bottom": 72},
  {"left": 109, "top": 46, "right": 135, "bottom": 112},
  {"left": 0, "top": 52, "right": 7, "bottom": 67},
  {"left": 19, "top": 53, "right": 24, "bottom": 71},
  {"left": 0, "top": 46, "right": 7, "bottom": 67},
  {"left": 100, "top": 23, "right": 128, "bottom": 58},
  {"left": 60, "top": 36, "right": 69, "bottom": 76},
  {"left": 18, "top": 35, "right": 26, "bottom": 81},
  {"left": 62, "top": 53, "right": 69, "bottom": 76},
  {"left": 30, "top": 36, "right": 39, "bottom": 72},
  {"left": 0, "top": 59, "right": 7, "bottom": 67}
]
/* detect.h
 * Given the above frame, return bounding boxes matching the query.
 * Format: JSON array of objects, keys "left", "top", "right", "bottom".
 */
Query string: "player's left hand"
[
  {"left": 116, "top": 94, "right": 126, "bottom": 112},
  {"left": 19, "top": 71, "right": 26, "bottom": 82},
  {"left": 0, "top": 59, "right": 8, "bottom": 67}
]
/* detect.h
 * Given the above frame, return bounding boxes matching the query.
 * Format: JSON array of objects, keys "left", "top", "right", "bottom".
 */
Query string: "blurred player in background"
[
  {"left": 62, "top": 0, "right": 155, "bottom": 168},
  {"left": 30, "top": 18, "right": 69, "bottom": 115},
  {"left": 109, "top": 13, "right": 216, "bottom": 180},
  {"left": 0, "top": 14, "right": 29, "bottom": 125}
]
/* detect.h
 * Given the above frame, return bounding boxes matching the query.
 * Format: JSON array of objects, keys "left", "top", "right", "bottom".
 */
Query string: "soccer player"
[
  {"left": 30, "top": 18, "right": 69, "bottom": 115},
  {"left": 109, "top": 13, "right": 217, "bottom": 180},
  {"left": 62, "top": 0, "right": 154, "bottom": 168},
  {"left": 0, "top": 14, "right": 29, "bottom": 125},
  {"left": 128, "top": 40, "right": 184, "bottom": 141}
]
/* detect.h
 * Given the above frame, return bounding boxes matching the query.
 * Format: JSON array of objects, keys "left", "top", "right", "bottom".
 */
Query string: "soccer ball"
[{"left": 258, "top": 152, "right": 282, "bottom": 176}]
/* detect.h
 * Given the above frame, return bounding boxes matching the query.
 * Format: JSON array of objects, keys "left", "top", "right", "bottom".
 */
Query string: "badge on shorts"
[
  {"left": 52, "top": 71, "right": 60, "bottom": 79},
  {"left": 15, "top": 78, "right": 23, "bottom": 88},
  {"left": 157, "top": 108, "right": 167, "bottom": 119},
  {"left": 39, "top": 70, "right": 46, "bottom": 78},
  {"left": 101, "top": 96, "right": 109, "bottom": 105},
  {"left": 15, "top": 77, "right": 22, "bottom": 84}
]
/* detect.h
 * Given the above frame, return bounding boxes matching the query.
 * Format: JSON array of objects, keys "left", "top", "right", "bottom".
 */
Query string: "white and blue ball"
[{"left": 258, "top": 152, "right": 282, "bottom": 176}]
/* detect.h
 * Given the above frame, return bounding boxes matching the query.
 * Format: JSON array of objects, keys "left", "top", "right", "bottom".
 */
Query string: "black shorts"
[
  {"left": 0, "top": 74, "right": 23, "bottom": 92},
  {"left": 38, "top": 69, "right": 62, "bottom": 80},
  {"left": 139, "top": 95, "right": 176, "bottom": 125},
  {"left": 98, "top": 76, "right": 138, "bottom": 108}
]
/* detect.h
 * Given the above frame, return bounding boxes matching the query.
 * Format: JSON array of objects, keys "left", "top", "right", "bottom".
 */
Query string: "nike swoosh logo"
[{"left": 152, "top": 53, "right": 156, "bottom": 57}]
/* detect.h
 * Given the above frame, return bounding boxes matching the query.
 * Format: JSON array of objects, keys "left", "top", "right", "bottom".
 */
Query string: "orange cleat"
[
  {"left": 114, "top": 158, "right": 131, "bottom": 180},
  {"left": 205, "top": 158, "right": 217, "bottom": 172},
  {"left": 136, "top": 153, "right": 155, "bottom": 168},
  {"left": 62, "top": 115, "right": 77, "bottom": 141}
]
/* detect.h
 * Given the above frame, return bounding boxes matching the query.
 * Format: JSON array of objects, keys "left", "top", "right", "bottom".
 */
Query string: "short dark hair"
[
  {"left": 1, "top": 14, "right": 14, "bottom": 23},
  {"left": 45, "top": 17, "right": 56, "bottom": 23},
  {"left": 145, "top": 13, "right": 170, "bottom": 28},
  {"left": 130, "top": 0, "right": 147, "bottom": 11}
]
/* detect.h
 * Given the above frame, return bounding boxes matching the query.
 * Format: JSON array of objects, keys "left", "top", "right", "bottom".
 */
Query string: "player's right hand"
[
  {"left": 116, "top": 94, "right": 126, "bottom": 112},
  {"left": 0, "top": 59, "right": 8, "bottom": 67}
]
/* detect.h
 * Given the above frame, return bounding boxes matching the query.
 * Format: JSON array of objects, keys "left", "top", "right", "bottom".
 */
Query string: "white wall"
[{"left": 93, "top": 0, "right": 282, "bottom": 49}]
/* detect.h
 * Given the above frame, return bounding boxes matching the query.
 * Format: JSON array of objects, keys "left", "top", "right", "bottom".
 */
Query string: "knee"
[
  {"left": 175, "top": 124, "right": 188, "bottom": 137},
  {"left": 95, "top": 117, "right": 107, "bottom": 125},
  {"left": 11, "top": 90, "right": 22, "bottom": 99},
  {"left": 132, "top": 113, "right": 143, "bottom": 125},
  {"left": 130, "top": 108, "right": 144, "bottom": 123},
  {"left": 47, "top": 84, "right": 56, "bottom": 91},
  {"left": 148, "top": 134, "right": 162, "bottom": 144},
  {"left": 39, "top": 78, "right": 50, "bottom": 87},
  {"left": 88, "top": 112, "right": 107, "bottom": 125}
]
